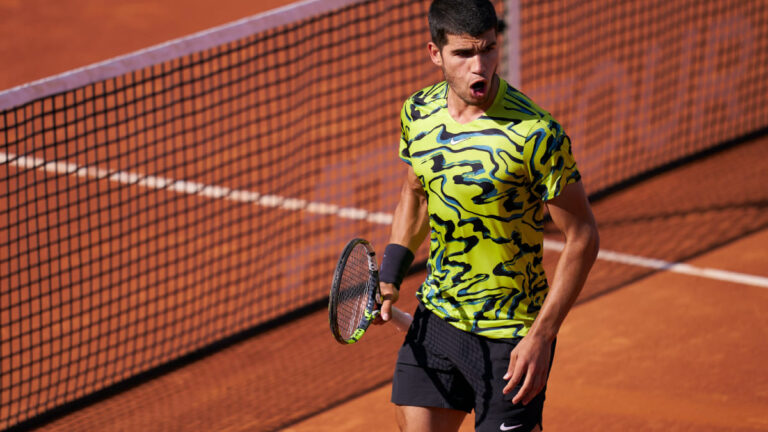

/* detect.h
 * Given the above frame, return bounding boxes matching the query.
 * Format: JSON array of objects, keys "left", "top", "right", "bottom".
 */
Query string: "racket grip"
[{"left": 389, "top": 306, "right": 413, "bottom": 332}]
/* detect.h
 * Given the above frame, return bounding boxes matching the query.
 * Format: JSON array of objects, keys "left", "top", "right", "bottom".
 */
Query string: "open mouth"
[{"left": 470, "top": 80, "right": 486, "bottom": 97}]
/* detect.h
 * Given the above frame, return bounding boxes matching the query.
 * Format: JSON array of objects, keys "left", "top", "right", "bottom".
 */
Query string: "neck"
[{"left": 446, "top": 75, "right": 500, "bottom": 124}]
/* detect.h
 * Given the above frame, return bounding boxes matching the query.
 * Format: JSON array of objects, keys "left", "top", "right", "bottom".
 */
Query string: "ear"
[{"left": 427, "top": 41, "right": 443, "bottom": 67}]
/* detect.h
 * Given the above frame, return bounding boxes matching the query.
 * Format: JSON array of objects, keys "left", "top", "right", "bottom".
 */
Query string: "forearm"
[
  {"left": 528, "top": 226, "right": 599, "bottom": 342},
  {"left": 389, "top": 177, "right": 429, "bottom": 252},
  {"left": 377, "top": 172, "right": 428, "bottom": 317}
]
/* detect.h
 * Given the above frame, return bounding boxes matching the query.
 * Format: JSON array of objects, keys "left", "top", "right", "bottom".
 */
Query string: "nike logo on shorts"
[{"left": 500, "top": 423, "right": 524, "bottom": 431}]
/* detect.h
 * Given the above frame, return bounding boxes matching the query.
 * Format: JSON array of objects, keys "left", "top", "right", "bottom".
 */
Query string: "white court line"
[
  {"left": 544, "top": 240, "right": 768, "bottom": 289},
  {"left": 3, "top": 151, "right": 766, "bottom": 289},
  {"left": 0, "top": 152, "right": 393, "bottom": 226}
]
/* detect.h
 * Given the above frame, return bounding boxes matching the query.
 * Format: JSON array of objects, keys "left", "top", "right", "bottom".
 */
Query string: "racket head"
[{"left": 329, "top": 238, "right": 380, "bottom": 344}]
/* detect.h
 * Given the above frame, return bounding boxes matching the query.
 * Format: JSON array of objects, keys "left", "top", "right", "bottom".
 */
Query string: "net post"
[{"left": 503, "top": 0, "right": 521, "bottom": 88}]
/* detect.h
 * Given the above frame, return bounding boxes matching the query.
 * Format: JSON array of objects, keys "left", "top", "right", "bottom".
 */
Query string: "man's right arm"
[{"left": 379, "top": 168, "right": 429, "bottom": 321}]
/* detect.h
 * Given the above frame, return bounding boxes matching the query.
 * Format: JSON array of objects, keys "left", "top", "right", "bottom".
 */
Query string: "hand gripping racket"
[{"left": 329, "top": 238, "right": 413, "bottom": 344}]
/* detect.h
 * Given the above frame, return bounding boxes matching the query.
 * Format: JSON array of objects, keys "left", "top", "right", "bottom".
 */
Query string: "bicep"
[
  {"left": 396, "top": 167, "right": 427, "bottom": 213},
  {"left": 390, "top": 168, "right": 429, "bottom": 249},
  {"left": 545, "top": 180, "right": 597, "bottom": 238},
  {"left": 403, "top": 167, "right": 425, "bottom": 197}
]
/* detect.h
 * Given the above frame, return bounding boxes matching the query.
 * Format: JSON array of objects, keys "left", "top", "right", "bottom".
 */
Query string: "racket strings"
[{"left": 336, "top": 244, "right": 375, "bottom": 339}]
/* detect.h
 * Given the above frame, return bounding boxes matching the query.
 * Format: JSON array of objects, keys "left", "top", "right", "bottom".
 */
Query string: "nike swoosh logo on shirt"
[
  {"left": 449, "top": 136, "right": 468, "bottom": 145},
  {"left": 500, "top": 423, "right": 524, "bottom": 431}
]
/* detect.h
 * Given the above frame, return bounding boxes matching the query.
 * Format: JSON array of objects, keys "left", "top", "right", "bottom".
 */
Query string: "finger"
[
  {"left": 525, "top": 370, "right": 548, "bottom": 405},
  {"left": 502, "top": 354, "right": 523, "bottom": 395},
  {"left": 522, "top": 374, "right": 544, "bottom": 406},
  {"left": 379, "top": 282, "right": 398, "bottom": 322},
  {"left": 503, "top": 349, "right": 517, "bottom": 380},
  {"left": 511, "top": 368, "right": 534, "bottom": 405},
  {"left": 380, "top": 298, "right": 393, "bottom": 322},
  {"left": 514, "top": 364, "right": 547, "bottom": 405}
]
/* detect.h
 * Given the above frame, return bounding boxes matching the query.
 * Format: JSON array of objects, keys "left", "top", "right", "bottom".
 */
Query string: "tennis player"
[{"left": 375, "top": 1, "right": 599, "bottom": 431}]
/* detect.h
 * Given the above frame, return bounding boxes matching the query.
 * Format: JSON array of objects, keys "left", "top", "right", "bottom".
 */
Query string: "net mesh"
[
  {"left": 1, "top": 2, "right": 436, "bottom": 427},
  {"left": 1, "top": 0, "right": 767, "bottom": 430},
  {"left": 521, "top": 0, "right": 768, "bottom": 195}
]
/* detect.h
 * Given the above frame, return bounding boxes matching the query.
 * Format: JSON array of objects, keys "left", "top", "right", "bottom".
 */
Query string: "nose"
[{"left": 470, "top": 53, "right": 486, "bottom": 75}]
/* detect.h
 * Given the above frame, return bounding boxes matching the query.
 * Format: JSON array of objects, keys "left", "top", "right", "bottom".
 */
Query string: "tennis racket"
[{"left": 329, "top": 238, "right": 413, "bottom": 344}]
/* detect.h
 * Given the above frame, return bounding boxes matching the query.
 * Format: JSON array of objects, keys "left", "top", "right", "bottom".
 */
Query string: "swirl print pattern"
[{"left": 399, "top": 79, "right": 580, "bottom": 339}]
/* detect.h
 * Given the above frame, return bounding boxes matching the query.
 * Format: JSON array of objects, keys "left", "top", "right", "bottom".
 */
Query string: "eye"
[{"left": 481, "top": 44, "right": 496, "bottom": 54}]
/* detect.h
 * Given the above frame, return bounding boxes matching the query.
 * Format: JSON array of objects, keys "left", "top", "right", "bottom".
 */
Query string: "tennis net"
[{"left": 1, "top": 0, "right": 767, "bottom": 430}]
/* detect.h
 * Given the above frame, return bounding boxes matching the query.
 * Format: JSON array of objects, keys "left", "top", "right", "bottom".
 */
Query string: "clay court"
[{"left": 1, "top": 1, "right": 767, "bottom": 431}]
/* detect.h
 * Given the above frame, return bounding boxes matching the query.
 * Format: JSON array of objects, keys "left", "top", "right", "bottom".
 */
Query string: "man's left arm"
[{"left": 502, "top": 180, "right": 600, "bottom": 405}]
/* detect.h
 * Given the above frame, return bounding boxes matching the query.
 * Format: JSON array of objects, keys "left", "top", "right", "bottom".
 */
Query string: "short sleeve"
[
  {"left": 398, "top": 100, "right": 412, "bottom": 166},
  {"left": 523, "top": 117, "right": 581, "bottom": 201}
]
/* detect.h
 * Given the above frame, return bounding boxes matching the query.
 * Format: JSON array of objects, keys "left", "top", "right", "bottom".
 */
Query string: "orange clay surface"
[
  {"left": 0, "top": 0, "right": 290, "bottom": 91},
  {"left": 28, "top": 227, "right": 768, "bottom": 432},
  {"left": 3, "top": 2, "right": 767, "bottom": 432},
  {"left": 285, "top": 228, "right": 768, "bottom": 431},
  {"left": 20, "top": 133, "right": 768, "bottom": 431}
]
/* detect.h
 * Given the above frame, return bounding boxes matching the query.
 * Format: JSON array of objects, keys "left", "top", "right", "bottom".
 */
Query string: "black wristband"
[{"left": 379, "top": 243, "right": 415, "bottom": 288}]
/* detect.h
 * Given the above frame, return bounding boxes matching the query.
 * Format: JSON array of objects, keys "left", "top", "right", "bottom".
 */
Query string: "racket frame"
[{"left": 329, "top": 238, "right": 412, "bottom": 344}]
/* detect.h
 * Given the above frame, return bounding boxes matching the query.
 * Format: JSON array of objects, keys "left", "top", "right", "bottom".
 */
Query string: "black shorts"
[{"left": 391, "top": 303, "right": 555, "bottom": 432}]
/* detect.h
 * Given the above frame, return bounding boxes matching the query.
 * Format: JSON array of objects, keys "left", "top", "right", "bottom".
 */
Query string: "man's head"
[
  {"left": 428, "top": 0, "right": 504, "bottom": 51},
  {"left": 427, "top": 0, "right": 505, "bottom": 111}
]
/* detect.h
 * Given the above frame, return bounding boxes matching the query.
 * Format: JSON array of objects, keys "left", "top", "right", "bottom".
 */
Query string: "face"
[{"left": 428, "top": 29, "right": 500, "bottom": 110}]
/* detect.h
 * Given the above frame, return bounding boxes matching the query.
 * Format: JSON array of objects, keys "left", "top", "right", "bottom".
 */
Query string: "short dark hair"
[{"left": 428, "top": 0, "right": 506, "bottom": 49}]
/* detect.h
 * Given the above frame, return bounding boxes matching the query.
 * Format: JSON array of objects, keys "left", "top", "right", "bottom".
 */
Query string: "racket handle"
[{"left": 389, "top": 306, "right": 413, "bottom": 332}]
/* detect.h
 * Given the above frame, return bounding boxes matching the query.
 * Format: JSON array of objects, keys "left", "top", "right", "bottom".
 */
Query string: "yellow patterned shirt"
[{"left": 399, "top": 78, "right": 580, "bottom": 339}]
